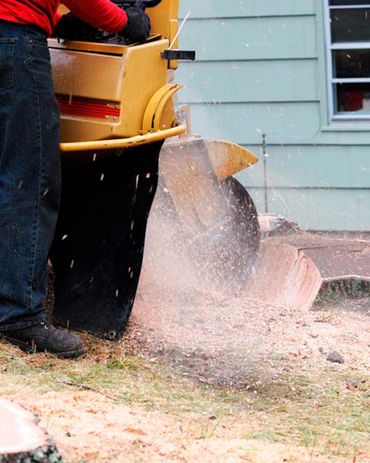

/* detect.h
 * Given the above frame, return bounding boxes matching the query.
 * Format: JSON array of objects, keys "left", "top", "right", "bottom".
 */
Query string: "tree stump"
[{"left": 0, "top": 398, "right": 64, "bottom": 463}]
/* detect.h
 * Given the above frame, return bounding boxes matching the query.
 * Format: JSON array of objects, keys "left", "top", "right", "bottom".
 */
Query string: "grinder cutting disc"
[{"left": 49, "top": 142, "right": 163, "bottom": 340}]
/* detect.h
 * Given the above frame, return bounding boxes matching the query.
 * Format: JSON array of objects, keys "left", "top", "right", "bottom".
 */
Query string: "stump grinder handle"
[
  {"left": 59, "top": 124, "right": 187, "bottom": 153},
  {"left": 112, "top": 0, "right": 162, "bottom": 7}
]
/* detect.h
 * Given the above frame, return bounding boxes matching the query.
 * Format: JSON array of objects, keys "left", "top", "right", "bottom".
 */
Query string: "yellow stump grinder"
[{"left": 49, "top": 0, "right": 260, "bottom": 339}]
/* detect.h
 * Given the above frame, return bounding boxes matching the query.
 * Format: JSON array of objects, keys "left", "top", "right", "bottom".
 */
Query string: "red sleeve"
[
  {"left": 54, "top": 11, "right": 62, "bottom": 27},
  {"left": 62, "top": 0, "right": 127, "bottom": 33}
]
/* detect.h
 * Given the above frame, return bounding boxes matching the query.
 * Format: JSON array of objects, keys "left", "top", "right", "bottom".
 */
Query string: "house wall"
[{"left": 176, "top": 0, "right": 370, "bottom": 230}]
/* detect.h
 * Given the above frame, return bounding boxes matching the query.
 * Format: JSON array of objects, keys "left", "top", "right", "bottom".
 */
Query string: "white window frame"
[{"left": 324, "top": 0, "right": 370, "bottom": 121}]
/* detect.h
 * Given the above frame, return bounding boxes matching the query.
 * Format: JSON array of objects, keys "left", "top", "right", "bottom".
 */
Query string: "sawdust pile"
[
  {"left": 131, "top": 289, "right": 292, "bottom": 386},
  {"left": 132, "top": 188, "right": 283, "bottom": 386}
]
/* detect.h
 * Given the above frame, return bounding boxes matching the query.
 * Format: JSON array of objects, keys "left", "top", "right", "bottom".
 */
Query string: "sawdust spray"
[{"left": 132, "top": 179, "right": 279, "bottom": 387}]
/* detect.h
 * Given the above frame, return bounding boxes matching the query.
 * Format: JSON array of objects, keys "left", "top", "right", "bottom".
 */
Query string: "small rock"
[
  {"left": 319, "top": 347, "right": 325, "bottom": 353},
  {"left": 345, "top": 379, "right": 365, "bottom": 390},
  {"left": 326, "top": 351, "right": 345, "bottom": 364}
]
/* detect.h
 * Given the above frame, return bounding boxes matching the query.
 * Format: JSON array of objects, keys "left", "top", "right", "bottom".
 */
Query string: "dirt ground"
[{"left": 0, "top": 290, "right": 369, "bottom": 463}]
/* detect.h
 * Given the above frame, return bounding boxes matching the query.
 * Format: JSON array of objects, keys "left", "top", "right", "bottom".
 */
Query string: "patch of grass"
[
  {"left": 0, "top": 338, "right": 369, "bottom": 460},
  {"left": 255, "top": 369, "right": 370, "bottom": 457},
  {"left": 244, "top": 429, "right": 286, "bottom": 442}
]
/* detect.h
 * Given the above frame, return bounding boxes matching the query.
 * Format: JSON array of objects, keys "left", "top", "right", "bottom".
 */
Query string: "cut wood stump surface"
[{"left": 0, "top": 398, "right": 64, "bottom": 463}]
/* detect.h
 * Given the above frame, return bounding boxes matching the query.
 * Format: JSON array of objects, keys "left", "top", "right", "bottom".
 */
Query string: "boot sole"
[{"left": 0, "top": 335, "right": 85, "bottom": 359}]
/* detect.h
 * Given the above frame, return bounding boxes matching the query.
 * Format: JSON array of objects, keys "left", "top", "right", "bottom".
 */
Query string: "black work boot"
[{"left": 0, "top": 321, "right": 84, "bottom": 359}]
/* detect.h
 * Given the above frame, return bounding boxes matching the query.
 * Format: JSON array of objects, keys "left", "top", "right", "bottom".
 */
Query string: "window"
[{"left": 326, "top": 0, "right": 370, "bottom": 119}]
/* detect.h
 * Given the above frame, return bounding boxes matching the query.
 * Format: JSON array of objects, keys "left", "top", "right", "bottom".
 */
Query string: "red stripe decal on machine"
[{"left": 56, "top": 95, "right": 121, "bottom": 119}]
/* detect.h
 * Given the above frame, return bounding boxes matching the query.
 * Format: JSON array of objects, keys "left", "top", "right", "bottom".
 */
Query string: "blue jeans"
[{"left": 0, "top": 21, "right": 60, "bottom": 330}]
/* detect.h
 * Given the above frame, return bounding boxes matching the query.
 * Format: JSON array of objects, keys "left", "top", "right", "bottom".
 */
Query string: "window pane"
[
  {"left": 333, "top": 49, "right": 370, "bottom": 77},
  {"left": 334, "top": 83, "right": 370, "bottom": 114},
  {"left": 330, "top": 1, "right": 370, "bottom": 5},
  {"left": 331, "top": 8, "right": 370, "bottom": 43}
]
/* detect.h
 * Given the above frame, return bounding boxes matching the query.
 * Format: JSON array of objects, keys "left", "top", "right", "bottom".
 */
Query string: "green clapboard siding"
[
  {"left": 237, "top": 145, "right": 370, "bottom": 189},
  {"left": 177, "top": 60, "right": 317, "bottom": 103},
  {"left": 179, "top": 16, "right": 317, "bottom": 61},
  {"left": 177, "top": 0, "right": 370, "bottom": 230},
  {"left": 186, "top": 103, "right": 321, "bottom": 144},
  {"left": 241, "top": 187, "right": 370, "bottom": 231},
  {"left": 179, "top": 0, "right": 315, "bottom": 18}
]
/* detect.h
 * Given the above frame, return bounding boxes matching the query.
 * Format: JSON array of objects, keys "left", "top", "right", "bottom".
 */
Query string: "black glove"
[
  {"left": 121, "top": 1, "right": 150, "bottom": 43},
  {"left": 54, "top": 13, "right": 99, "bottom": 41}
]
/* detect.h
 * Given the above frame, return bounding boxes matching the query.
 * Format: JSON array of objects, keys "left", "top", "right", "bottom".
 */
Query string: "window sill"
[{"left": 322, "top": 121, "right": 370, "bottom": 132}]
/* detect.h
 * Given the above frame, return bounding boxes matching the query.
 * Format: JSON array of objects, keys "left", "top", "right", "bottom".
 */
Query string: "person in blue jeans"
[{"left": 0, "top": 1, "right": 150, "bottom": 358}]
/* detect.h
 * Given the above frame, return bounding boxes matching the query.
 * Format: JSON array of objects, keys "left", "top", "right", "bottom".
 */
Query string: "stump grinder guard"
[{"left": 50, "top": 144, "right": 163, "bottom": 340}]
